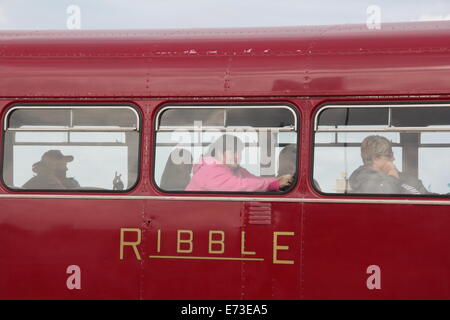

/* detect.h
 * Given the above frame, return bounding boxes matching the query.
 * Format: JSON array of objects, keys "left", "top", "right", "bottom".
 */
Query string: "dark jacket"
[
  {"left": 23, "top": 174, "right": 80, "bottom": 190},
  {"left": 349, "top": 165, "right": 428, "bottom": 195}
]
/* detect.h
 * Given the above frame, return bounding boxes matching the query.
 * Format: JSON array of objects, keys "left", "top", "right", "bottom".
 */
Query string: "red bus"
[{"left": 0, "top": 22, "right": 449, "bottom": 300}]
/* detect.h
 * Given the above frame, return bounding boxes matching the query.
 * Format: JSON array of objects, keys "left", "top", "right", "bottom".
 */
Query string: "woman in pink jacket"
[{"left": 185, "top": 135, "right": 292, "bottom": 192}]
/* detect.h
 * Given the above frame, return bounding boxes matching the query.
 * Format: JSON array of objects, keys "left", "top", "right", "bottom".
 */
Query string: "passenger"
[
  {"left": 278, "top": 144, "right": 296, "bottom": 177},
  {"left": 349, "top": 135, "right": 428, "bottom": 194},
  {"left": 278, "top": 144, "right": 297, "bottom": 191},
  {"left": 22, "top": 150, "right": 80, "bottom": 190},
  {"left": 278, "top": 144, "right": 321, "bottom": 191},
  {"left": 160, "top": 148, "right": 193, "bottom": 191},
  {"left": 186, "top": 135, "right": 292, "bottom": 192}
]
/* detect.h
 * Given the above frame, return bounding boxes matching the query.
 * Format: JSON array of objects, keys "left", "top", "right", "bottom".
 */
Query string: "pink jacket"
[{"left": 185, "top": 157, "right": 280, "bottom": 192}]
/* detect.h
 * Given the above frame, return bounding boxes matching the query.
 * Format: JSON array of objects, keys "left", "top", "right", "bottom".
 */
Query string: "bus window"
[
  {"left": 154, "top": 105, "right": 298, "bottom": 193},
  {"left": 313, "top": 105, "right": 450, "bottom": 196},
  {"left": 3, "top": 105, "right": 140, "bottom": 191}
]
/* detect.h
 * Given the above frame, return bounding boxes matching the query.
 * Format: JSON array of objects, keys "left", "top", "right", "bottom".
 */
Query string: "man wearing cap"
[{"left": 23, "top": 150, "right": 80, "bottom": 190}]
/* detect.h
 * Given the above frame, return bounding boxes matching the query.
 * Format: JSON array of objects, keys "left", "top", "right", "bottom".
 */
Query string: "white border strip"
[{"left": 0, "top": 194, "right": 448, "bottom": 206}]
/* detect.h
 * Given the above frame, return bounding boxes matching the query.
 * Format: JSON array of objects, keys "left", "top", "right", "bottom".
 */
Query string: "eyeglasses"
[{"left": 379, "top": 151, "right": 394, "bottom": 159}]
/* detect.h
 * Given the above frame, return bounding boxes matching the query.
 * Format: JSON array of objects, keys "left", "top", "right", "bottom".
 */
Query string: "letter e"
[{"left": 273, "top": 232, "right": 295, "bottom": 264}]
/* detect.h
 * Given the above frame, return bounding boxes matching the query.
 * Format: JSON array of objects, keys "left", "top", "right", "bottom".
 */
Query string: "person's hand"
[
  {"left": 113, "top": 171, "right": 124, "bottom": 190},
  {"left": 382, "top": 161, "right": 399, "bottom": 179},
  {"left": 277, "top": 174, "right": 293, "bottom": 188}
]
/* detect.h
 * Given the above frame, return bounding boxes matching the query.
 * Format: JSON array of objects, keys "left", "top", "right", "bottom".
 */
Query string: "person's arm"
[
  {"left": 203, "top": 166, "right": 280, "bottom": 192},
  {"left": 238, "top": 167, "right": 293, "bottom": 191},
  {"left": 398, "top": 173, "right": 429, "bottom": 194},
  {"left": 381, "top": 161, "right": 429, "bottom": 194}
]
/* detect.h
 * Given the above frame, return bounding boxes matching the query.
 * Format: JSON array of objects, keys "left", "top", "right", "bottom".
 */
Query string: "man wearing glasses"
[{"left": 349, "top": 135, "right": 428, "bottom": 195}]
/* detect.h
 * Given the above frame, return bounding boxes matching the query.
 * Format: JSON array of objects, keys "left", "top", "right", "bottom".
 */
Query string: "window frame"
[
  {"left": 311, "top": 102, "right": 450, "bottom": 198},
  {"left": 1, "top": 103, "right": 142, "bottom": 193},
  {"left": 152, "top": 102, "right": 300, "bottom": 195}
]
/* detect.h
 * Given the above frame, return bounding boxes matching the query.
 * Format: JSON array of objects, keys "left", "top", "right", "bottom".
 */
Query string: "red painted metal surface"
[
  {"left": 1, "top": 22, "right": 450, "bottom": 98},
  {"left": 0, "top": 22, "right": 449, "bottom": 299}
]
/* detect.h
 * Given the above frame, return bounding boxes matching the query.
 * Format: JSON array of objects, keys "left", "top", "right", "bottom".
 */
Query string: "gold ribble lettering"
[
  {"left": 120, "top": 228, "right": 142, "bottom": 260},
  {"left": 208, "top": 230, "right": 225, "bottom": 254},
  {"left": 241, "top": 231, "right": 256, "bottom": 256},
  {"left": 177, "top": 230, "right": 193, "bottom": 253},
  {"left": 157, "top": 229, "right": 161, "bottom": 253},
  {"left": 273, "top": 231, "right": 295, "bottom": 264}
]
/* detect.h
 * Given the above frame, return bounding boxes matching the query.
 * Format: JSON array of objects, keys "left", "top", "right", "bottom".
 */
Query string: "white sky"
[{"left": 0, "top": 0, "right": 450, "bottom": 30}]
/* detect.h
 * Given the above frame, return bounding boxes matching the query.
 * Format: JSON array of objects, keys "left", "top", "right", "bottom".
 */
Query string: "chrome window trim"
[
  {"left": 155, "top": 104, "right": 298, "bottom": 131},
  {"left": 316, "top": 127, "right": 450, "bottom": 133},
  {"left": 314, "top": 103, "right": 450, "bottom": 132},
  {"left": 156, "top": 126, "right": 295, "bottom": 132},
  {"left": 8, "top": 127, "right": 137, "bottom": 132},
  {"left": 4, "top": 105, "right": 140, "bottom": 131}
]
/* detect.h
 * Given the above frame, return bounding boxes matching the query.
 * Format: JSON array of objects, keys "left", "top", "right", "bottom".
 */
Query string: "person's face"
[
  {"left": 53, "top": 161, "right": 68, "bottom": 177},
  {"left": 222, "top": 150, "right": 241, "bottom": 169},
  {"left": 372, "top": 151, "right": 395, "bottom": 172}
]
